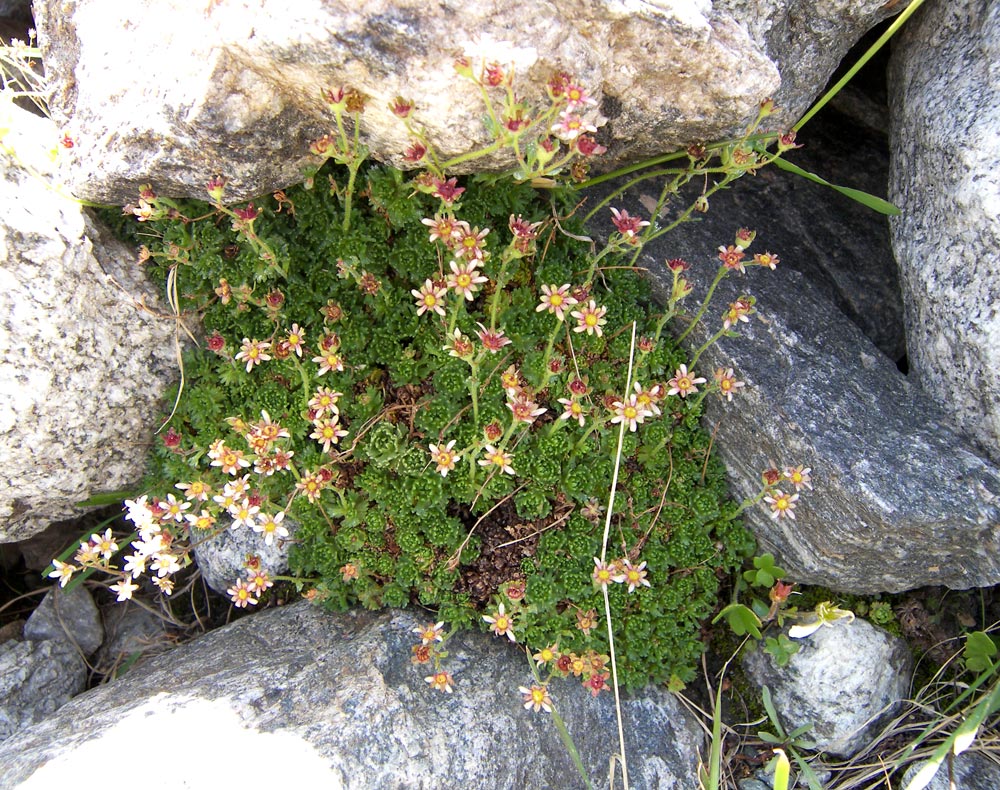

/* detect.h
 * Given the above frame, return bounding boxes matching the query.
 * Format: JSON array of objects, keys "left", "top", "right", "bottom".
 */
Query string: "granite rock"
[
  {"left": 34, "top": 0, "right": 902, "bottom": 204},
  {"left": 888, "top": 0, "right": 1000, "bottom": 462}
]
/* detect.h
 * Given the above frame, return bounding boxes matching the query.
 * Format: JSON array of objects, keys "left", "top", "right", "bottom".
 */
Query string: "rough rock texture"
[
  {"left": 0, "top": 638, "right": 86, "bottom": 743},
  {"left": 605, "top": 180, "right": 1000, "bottom": 593},
  {"left": 742, "top": 618, "right": 912, "bottom": 759},
  {"left": 93, "top": 601, "right": 173, "bottom": 678},
  {"left": 34, "top": 0, "right": 901, "bottom": 204},
  {"left": 23, "top": 585, "right": 103, "bottom": 656},
  {"left": 0, "top": 603, "right": 704, "bottom": 788},
  {"left": 619, "top": 96, "right": 905, "bottom": 361},
  {"left": 888, "top": 0, "right": 1000, "bottom": 462},
  {"left": 902, "top": 751, "right": 1000, "bottom": 790},
  {"left": 0, "top": 107, "right": 179, "bottom": 543},
  {"left": 191, "top": 517, "right": 293, "bottom": 596}
]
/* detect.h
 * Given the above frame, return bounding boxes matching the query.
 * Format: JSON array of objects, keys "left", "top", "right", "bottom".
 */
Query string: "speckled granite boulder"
[
  {"left": 889, "top": 0, "right": 1000, "bottom": 462},
  {"left": 0, "top": 107, "right": 178, "bottom": 542},
  {"left": 35, "top": 0, "right": 901, "bottom": 203}
]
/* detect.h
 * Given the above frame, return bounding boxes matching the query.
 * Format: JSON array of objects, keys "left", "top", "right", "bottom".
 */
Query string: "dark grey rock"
[
  {"left": 0, "top": 602, "right": 703, "bottom": 788},
  {"left": 742, "top": 618, "right": 912, "bottom": 759},
  {"left": 888, "top": 0, "right": 1000, "bottom": 462},
  {"left": 23, "top": 585, "right": 103, "bottom": 656},
  {"left": 0, "top": 638, "right": 86, "bottom": 743},
  {"left": 597, "top": 181, "right": 1000, "bottom": 592},
  {"left": 902, "top": 750, "right": 1000, "bottom": 790},
  {"left": 92, "top": 602, "right": 172, "bottom": 679}
]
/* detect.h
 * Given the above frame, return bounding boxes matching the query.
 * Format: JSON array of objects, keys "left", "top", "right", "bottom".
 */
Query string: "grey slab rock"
[
  {"left": 0, "top": 638, "right": 86, "bottom": 743},
  {"left": 34, "top": 0, "right": 902, "bottom": 204},
  {"left": 902, "top": 751, "right": 1000, "bottom": 790},
  {"left": 0, "top": 602, "right": 703, "bottom": 789},
  {"left": 742, "top": 618, "right": 912, "bottom": 759},
  {"left": 616, "top": 99, "right": 905, "bottom": 361},
  {"left": 23, "top": 585, "right": 103, "bottom": 656},
  {"left": 888, "top": 0, "right": 1000, "bottom": 462},
  {"left": 0, "top": 106, "right": 179, "bottom": 542},
  {"left": 599, "top": 181, "right": 1000, "bottom": 592}
]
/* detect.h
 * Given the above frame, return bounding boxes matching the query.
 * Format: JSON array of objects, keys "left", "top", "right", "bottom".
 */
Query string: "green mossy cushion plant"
[
  {"left": 56, "top": 67, "right": 809, "bottom": 696},
  {"left": 104, "top": 162, "right": 753, "bottom": 690}
]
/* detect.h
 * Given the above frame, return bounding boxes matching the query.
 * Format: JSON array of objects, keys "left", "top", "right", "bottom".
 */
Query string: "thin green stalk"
[
  {"left": 675, "top": 267, "right": 727, "bottom": 345},
  {"left": 794, "top": 0, "right": 927, "bottom": 131}
]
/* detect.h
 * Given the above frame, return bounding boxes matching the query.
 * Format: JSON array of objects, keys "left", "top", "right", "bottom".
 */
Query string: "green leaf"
[
  {"left": 964, "top": 631, "right": 997, "bottom": 674},
  {"left": 76, "top": 490, "right": 136, "bottom": 507},
  {"left": 743, "top": 553, "right": 785, "bottom": 588},
  {"left": 713, "top": 603, "right": 762, "bottom": 640},
  {"left": 765, "top": 634, "right": 801, "bottom": 668},
  {"left": 770, "top": 157, "right": 901, "bottom": 216}
]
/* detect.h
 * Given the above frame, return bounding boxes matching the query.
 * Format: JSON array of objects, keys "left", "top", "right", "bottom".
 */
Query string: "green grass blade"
[{"left": 770, "top": 157, "right": 901, "bottom": 215}]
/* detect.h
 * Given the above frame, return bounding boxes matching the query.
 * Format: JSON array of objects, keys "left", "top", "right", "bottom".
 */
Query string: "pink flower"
[
  {"left": 610, "top": 208, "right": 650, "bottom": 239},
  {"left": 621, "top": 560, "right": 651, "bottom": 593},
  {"left": 425, "top": 670, "right": 455, "bottom": 693},
  {"left": 429, "top": 440, "right": 460, "bottom": 477},
  {"left": 519, "top": 684, "right": 554, "bottom": 713},
  {"left": 507, "top": 395, "right": 546, "bottom": 425},
  {"left": 447, "top": 259, "right": 488, "bottom": 300},
  {"left": 422, "top": 214, "right": 461, "bottom": 245},
  {"left": 483, "top": 603, "right": 516, "bottom": 641},
  {"left": 536, "top": 283, "right": 577, "bottom": 321},
  {"left": 310, "top": 418, "right": 348, "bottom": 453},
  {"left": 667, "top": 365, "right": 706, "bottom": 398},
  {"left": 234, "top": 338, "right": 271, "bottom": 373},
  {"left": 479, "top": 445, "right": 515, "bottom": 476},
  {"left": 443, "top": 328, "right": 474, "bottom": 360},
  {"left": 714, "top": 368, "right": 745, "bottom": 402},
  {"left": 454, "top": 224, "right": 490, "bottom": 262},
  {"left": 570, "top": 300, "right": 607, "bottom": 337},
  {"left": 308, "top": 387, "right": 343, "bottom": 419},
  {"left": 433, "top": 177, "right": 465, "bottom": 205},
  {"left": 558, "top": 397, "right": 587, "bottom": 427},
  {"left": 610, "top": 395, "right": 652, "bottom": 432},
  {"left": 718, "top": 245, "right": 747, "bottom": 273},
  {"left": 592, "top": 557, "right": 624, "bottom": 590},
  {"left": 312, "top": 350, "right": 345, "bottom": 376},
  {"left": 412, "top": 279, "right": 448, "bottom": 317},
  {"left": 784, "top": 465, "right": 813, "bottom": 492},
  {"left": 551, "top": 110, "right": 597, "bottom": 141},
  {"left": 475, "top": 323, "right": 512, "bottom": 353},
  {"left": 284, "top": 324, "right": 305, "bottom": 357},
  {"left": 764, "top": 489, "right": 799, "bottom": 520},
  {"left": 227, "top": 578, "right": 258, "bottom": 608}
]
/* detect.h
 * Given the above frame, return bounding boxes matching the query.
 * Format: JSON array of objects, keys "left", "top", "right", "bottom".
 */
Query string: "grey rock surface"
[
  {"left": 35, "top": 0, "right": 900, "bottom": 204},
  {"left": 0, "top": 638, "right": 86, "bottom": 743},
  {"left": 742, "top": 618, "right": 912, "bottom": 759},
  {"left": 191, "top": 516, "right": 293, "bottom": 596},
  {"left": 614, "top": 99, "right": 905, "bottom": 361},
  {"left": 603, "top": 182, "right": 1000, "bottom": 593},
  {"left": 93, "top": 602, "right": 172, "bottom": 678},
  {"left": 902, "top": 751, "right": 1000, "bottom": 790},
  {"left": 0, "top": 602, "right": 703, "bottom": 788},
  {"left": 888, "top": 0, "right": 1000, "bottom": 462},
  {"left": 0, "top": 107, "right": 179, "bottom": 542},
  {"left": 23, "top": 585, "right": 103, "bottom": 656}
]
